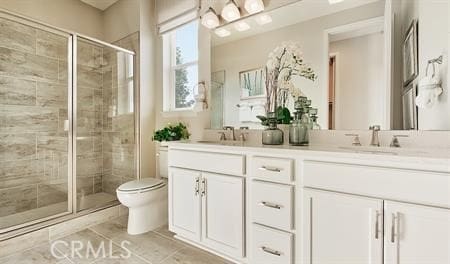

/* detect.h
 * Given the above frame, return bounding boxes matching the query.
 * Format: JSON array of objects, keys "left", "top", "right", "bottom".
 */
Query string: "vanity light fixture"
[
  {"left": 234, "top": 21, "right": 251, "bottom": 32},
  {"left": 244, "top": 0, "right": 265, "bottom": 14},
  {"left": 201, "top": 7, "right": 220, "bottom": 29},
  {"left": 215, "top": 28, "right": 231, "bottom": 37},
  {"left": 221, "top": 0, "right": 241, "bottom": 22},
  {"left": 254, "top": 14, "right": 272, "bottom": 25},
  {"left": 328, "top": 0, "right": 345, "bottom": 4}
]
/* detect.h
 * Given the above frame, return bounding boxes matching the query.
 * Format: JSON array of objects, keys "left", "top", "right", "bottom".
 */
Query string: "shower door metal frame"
[
  {"left": 0, "top": 8, "right": 138, "bottom": 236},
  {"left": 72, "top": 34, "right": 138, "bottom": 213},
  {"left": 0, "top": 11, "right": 75, "bottom": 234}
]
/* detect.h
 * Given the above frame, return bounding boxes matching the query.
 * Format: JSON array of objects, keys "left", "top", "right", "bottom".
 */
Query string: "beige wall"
[
  {"left": 102, "top": 0, "right": 140, "bottom": 43},
  {"left": 330, "top": 33, "right": 385, "bottom": 130},
  {"left": 0, "top": 0, "right": 104, "bottom": 39},
  {"left": 138, "top": 0, "right": 157, "bottom": 178},
  {"left": 415, "top": 0, "right": 448, "bottom": 130},
  {"left": 212, "top": 1, "right": 385, "bottom": 129},
  {"left": 396, "top": 0, "right": 449, "bottom": 130}
]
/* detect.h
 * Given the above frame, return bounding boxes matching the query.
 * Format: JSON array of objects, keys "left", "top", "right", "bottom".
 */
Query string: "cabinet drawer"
[
  {"left": 251, "top": 224, "right": 293, "bottom": 264},
  {"left": 169, "top": 149, "right": 245, "bottom": 176},
  {"left": 303, "top": 161, "right": 450, "bottom": 208},
  {"left": 251, "top": 181, "right": 294, "bottom": 230},
  {"left": 251, "top": 156, "right": 294, "bottom": 183}
]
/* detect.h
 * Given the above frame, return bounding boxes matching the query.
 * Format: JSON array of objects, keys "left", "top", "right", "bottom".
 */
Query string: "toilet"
[{"left": 116, "top": 145, "right": 168, "bottom": 235}]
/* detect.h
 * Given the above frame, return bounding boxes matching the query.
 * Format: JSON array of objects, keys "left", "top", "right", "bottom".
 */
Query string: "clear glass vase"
[
  {"left": 262, "top": 113, "right": 284, "bottom": 145},
  {"left": 289, "top": 112, "right": 302, "bottom": 145},
  {"left": 298, "top": 113, "right": 311, "bottom": 146}
]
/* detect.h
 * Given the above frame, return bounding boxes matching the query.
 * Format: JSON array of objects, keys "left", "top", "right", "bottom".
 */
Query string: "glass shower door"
[
  {"left": 0, "top": 15, "right": 72, "bottom": 231},
  {"left": 75, "top": 37, "right": 136, "bottom": 212}
]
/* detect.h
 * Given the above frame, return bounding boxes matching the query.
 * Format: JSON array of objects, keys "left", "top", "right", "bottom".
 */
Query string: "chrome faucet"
[
  {"left": 223, "top": 126, "right": 236, "bottom": 141},
  {"left": 390, "top": 135, "right": 409, "bottom": 148},
  {"left": 345, "top": 133, "right": 362, "bottom": 146},
  {"left": 369, "top": 125, "right": 381, "bottom": 147},
  {"left": 238, "top": 127, "right": 249, "bottom": 142},
  {"left": 218, "top": 132, "right": 226, "bottom": 141}
]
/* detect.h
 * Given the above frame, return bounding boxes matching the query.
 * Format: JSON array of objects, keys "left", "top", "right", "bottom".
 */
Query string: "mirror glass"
[{"left": 209, "top": 0, "right": 449, "bottom": 130}]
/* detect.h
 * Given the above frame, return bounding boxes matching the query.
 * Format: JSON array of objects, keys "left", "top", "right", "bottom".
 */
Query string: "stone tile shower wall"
[
  {"left": 101, "top": 32, "right": 139, "bottom": 195},
  {"left": 0, "top": 16, "right": 139, "bottom": 221},
  {"left": 0, "top": 17, "right": 69, "bottom": 218},
  {"left": 76, "top": 40, "right": 105, "bottom": 200}
]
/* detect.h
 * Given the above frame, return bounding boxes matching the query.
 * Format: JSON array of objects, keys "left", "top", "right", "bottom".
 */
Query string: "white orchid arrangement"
[
  {"left": 266, "top": 41, "right": 317, "bottom": 82},
  {"left": 264, "top": 42, "right": 317, "bottom": 112}
]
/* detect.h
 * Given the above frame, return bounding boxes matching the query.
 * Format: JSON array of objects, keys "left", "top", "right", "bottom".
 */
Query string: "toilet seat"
[{"left": 117, "top": 178, "right": 165, "bottom": 194}]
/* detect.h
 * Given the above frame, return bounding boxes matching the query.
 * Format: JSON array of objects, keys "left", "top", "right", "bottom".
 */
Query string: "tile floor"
[{"left": 0, "top": 216, "right": 232, "bottom": 264}]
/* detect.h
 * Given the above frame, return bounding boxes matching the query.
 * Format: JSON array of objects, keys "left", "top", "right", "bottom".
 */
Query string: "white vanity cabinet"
[
  {"left": 249, "top": 156, "right": 296, "bottom": 264},
  {"left": 169, "top": 168, "right": 202, "bottom": 242},
  {"left": 303, "top": 189, "right": 384, "bottom": 264},
  {"left": 201, "top": 172, "right": 244, "bottom": 258},
  {"left": 384, "top": 201, "right": 450, "bottom": 264},
  {"left": 168, "top": 149, "right": 246, "bottom": 260},
  {"left": 302, "top": 161, "right": 450, "bottom": 264}
]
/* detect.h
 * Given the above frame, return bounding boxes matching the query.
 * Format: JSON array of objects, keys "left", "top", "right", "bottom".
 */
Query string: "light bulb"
[
  {"left": 244, "top": 0, "right": 264, "bottom": 14},
  {"left": 254, "top": 14, "right": 272, "bottom": 25},
  {"left": 221, "top": 0, "right": 240, "bottom": 22},
  {"left": 201, "top": 7, "right": 220, "bottom": 29},
  {"left": 215, "top": 28, "right": 231, "bottom": 37},
  {"left": 328, "top": 0, "right": 344, "bottom": 4},
  {"left": 234, "top": 21, "right": 250, "bottom": 32}
]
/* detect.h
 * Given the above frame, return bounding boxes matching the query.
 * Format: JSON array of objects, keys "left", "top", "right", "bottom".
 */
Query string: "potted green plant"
[{"left": 152, "top": 123, "right": 190, "bottom": 145}]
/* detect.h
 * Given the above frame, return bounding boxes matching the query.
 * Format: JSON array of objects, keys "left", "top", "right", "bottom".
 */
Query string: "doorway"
[{"left": 324, "top": 16, "right": 389, "bottom": 130}]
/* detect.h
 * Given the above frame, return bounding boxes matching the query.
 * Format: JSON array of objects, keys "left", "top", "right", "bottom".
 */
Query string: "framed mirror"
[{"left": 206, "top": 0, "right": 449, "bottom": 131}]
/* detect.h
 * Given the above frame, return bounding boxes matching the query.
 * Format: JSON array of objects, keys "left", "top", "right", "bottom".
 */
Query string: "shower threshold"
[{"left": 0, "top": 192, "right": 117, "bottom": 231}]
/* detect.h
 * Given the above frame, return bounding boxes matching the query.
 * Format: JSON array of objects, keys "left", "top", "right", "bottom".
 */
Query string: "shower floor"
[{"left": 0, "top": 192, "right": 117, "bottom": 231}]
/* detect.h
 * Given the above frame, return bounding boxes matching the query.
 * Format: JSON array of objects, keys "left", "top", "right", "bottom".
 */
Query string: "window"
[
  {"left": 117, "top": 51, "right": 134, "bottom": 114},
  {"left": 164, "top": 20, "right": 198, "bottom": 111}
]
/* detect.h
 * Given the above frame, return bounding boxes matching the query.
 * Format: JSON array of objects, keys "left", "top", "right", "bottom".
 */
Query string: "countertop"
[{"left": 166, "top": 140, "right": 450, "bottom": 173}]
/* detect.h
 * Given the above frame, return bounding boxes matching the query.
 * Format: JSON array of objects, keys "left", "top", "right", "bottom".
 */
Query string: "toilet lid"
[{"left": 117, "top": 178, "right": 165, "bottom": 192}]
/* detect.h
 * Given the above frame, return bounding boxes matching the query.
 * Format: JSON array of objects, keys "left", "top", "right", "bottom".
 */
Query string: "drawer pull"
[
  {"left": 374, "top": 210, "right": 380, "bottom": 239},
  {"left": 194, "top": 177, "right": 200, "bottom": 196},
  {"left": 260, "top": 201, "right": 282, "bottom": 209},
  {"left": 390, "top": 213, "right": 397, "bottom": 243},
  {"left": 261, "top": 246, "right": 282, "bottom": 256},
  {"left": 201, "top": 178, "right": 207, "bottom": 196},
  {"left": 259, "top": 166, "right": 282, "bottom": 172}
]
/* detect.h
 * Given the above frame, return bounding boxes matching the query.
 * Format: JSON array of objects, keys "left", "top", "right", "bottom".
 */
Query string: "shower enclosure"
[{"left": 0, "top": 11, "right": 138, "bottom": 233}]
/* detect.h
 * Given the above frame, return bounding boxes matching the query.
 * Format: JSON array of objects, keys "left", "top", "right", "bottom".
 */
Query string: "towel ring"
[{"left": 425, "top": 55, "right": 443, "bottom": 77}]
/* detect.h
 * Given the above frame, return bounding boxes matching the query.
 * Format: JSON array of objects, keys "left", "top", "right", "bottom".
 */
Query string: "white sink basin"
[
  {"left": 338, "top": 146, "right": 398, "bottom": 155},
  {"left": 196, "top": 140, "right": 245, "bottom": 146}
]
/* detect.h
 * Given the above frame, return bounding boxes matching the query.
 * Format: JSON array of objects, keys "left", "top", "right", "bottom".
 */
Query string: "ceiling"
[
  {"left": 80, "top": 0, "right": 119, "bottom": 10},
  {"left": 212, "top": 0, "right": 381, "bottom": 46}
]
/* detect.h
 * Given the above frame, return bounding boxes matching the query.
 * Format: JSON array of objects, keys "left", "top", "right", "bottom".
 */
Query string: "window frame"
[{"left": 165, "top": 20, "right": 199, "bottom": 112}]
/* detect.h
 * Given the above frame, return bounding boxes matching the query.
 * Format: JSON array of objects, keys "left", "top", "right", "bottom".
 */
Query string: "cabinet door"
[
  {"left": 201, "top": 172, "right": 245, "bottom": 258},
  {"left": 168, "top": 168, "right": 201, "bottom": 242},
  {"left": 384, "top": 201, "right": 450, "bottom": 264},
  {"left": 303, "top": 189, "right": 383, "bottom": 264}
]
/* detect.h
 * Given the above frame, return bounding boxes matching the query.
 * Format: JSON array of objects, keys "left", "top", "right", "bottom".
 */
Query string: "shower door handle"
[{"left": 64, "top": 120, "right": 70, "bottom": 132}]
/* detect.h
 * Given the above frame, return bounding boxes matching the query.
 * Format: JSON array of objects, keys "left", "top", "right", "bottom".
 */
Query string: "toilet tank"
[{"left": 157, "top": 145, "right": 168, "bottom": 179}]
